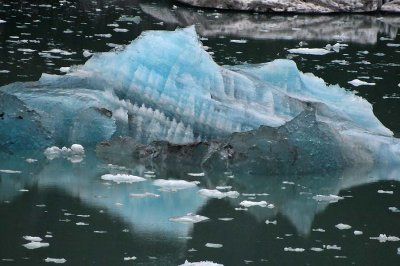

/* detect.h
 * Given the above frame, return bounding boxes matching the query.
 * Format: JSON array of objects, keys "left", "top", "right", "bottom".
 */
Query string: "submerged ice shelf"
[{"left": 1, "top": 26, "right": 400, "bottom": 170}]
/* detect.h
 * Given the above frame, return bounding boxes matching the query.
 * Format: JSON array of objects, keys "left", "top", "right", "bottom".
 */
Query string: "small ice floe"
[
  {"left": 0, "top": 70, "right": 10, "bottom": 73},
  {"left": 44, "top": 144, "right": 84, "bottom": 163},
  {"left": 335, "top": 223, "right": 352, "bottom": 230},
  {"left": 325, "top": 245, "right": 341, "bottom": 250},
  {"left": 0, "top": 169, "right": 22, "bottom": 174},
  {"left": 198, "top": 189, "right": 239, "bottom": 199},
  {"left": 94, "top": 33, "right": 112, "bottom": 38},
  {"left": 310, "top": 247, "right": 324, "bottom": 252},
  {"left": 19, "top": 189, "right": 29, "bottom": 192},
  {"left": 0, "top": 20, "right": 6, "bottom": 23},
  {"left": 265, "top": 220, "right": 277, "bottom": 225},
  {"left": 18, "top": 48, "right": 36, "bottom": 53},
  {"left": 187, "top": 172, "right": 205, "bottom": 177},
  {"left": 288, "top": 48, "right": 331, "bottom": 55},
  {"left": 129, "top": 192, "right": 160, "bottom": 198},
  {"left": 348, "top": 79, "right": 376, "bottom": 87},
  {"left": 23, "top": 236, "right": 42, "bottom": 242},
  {"left": 312, "top": 228, "right": 326, "bottom": 232},
  {"left": 118, "top": 15, "right": 141, "bottom": 24},
  {"left": 26, "top": 158, "right": 37, "bottom": 163},
  {"left": 113, "top": 28, "right": 129, "bottom": 33},
  {"left": 77, "top": 214, "right": 90, "bottom": 218},
  {"left": 239, "top": 200, "right": 273, "bottom": 208},
  {"left": 370, "top": 234, "right": 400, "bottom": 242},
  {"left": 354, "top": 230, "right": 363, "bottom": 235},
  {"left": 180, "top": 260, "right": 223, "bottom": 266},
  {"left": 23, "top": 242, "right": 49, "bottom": 249},
  {"left": 389, "top": 207, "right": 400, "bottom": 213},
  {"left": 44, "top": 258, "right": 66, "bottom": 264},
  {"left": 397, "top": 247, "right": 400, "bottom": 255},
  {"left": 230, "top": 39, "right": 247, "bottom": 44},
  {"left": 59, "top": 67, "right": 70, "bottom": 73},
  {"left": 205, "top": 243, "right": 223, "bottom": 248},
  {"left": 218, "top": 218, "right": 234, "bottom": 221},
  {"left": 94, "top": 231, "right": 107, "bottom": 234},
  {"left": 284, "top": 247, "right": 305, "bottom": 252},
  {"left": 235, "top": 207, "right": 248, "bottom": 211},
  {"left": 387, "top": 43, "right": 400, "bottom": 47},
  {"left": 188, "top": 248, "right": 197, "bottom": 252},
  {"left": 123, "top": 256, "right": 136, "bottom": 261},
  {"left": 76, "top": 222, "right": 89, "bottom": 226},
  {"left": 36, "top": 204, "right": 46, "bottom": 208},
  {"left": 83, "top": 50, "right": 93, "bottom": 57},
  {"left": 153, "top": 179, "right": 199, "bottom": 191},
  {"left": 312, "top": 194, "right": 344, "bottom": 203},
  {"left": 215, "top": 186, "right": 232, "bottom": 190},
  {"left": 325, "top": 43, "right": 348, "bottom": 52},
  {"left": 377, "top": 190, "right": 393, "bottom": 194},
  {"left": 169, "top": 213, "right": 209, "bottom": 224},
  {"left": 101, "top": 174, "right": 145, "bottom": 184}
]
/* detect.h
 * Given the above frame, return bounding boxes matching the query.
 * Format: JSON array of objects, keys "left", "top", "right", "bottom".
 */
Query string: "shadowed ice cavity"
[
  {"left": 0, "top": 27, "right": 395, "bottom": 153},
  {"left": 141, "top": 4, "right": 400, "bottom": 44},
  {"left": 2, "top": 150, "right": 399, "bottom": 237}
]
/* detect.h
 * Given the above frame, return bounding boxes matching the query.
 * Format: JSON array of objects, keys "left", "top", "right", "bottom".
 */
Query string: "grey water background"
[{"left": 0, "top": 0, "right": 400, "bottom": 265}]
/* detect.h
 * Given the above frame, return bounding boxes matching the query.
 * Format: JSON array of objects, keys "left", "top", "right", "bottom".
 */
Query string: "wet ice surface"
[{"left": 1, "top": 0, "right": 400, "bottom": 265}]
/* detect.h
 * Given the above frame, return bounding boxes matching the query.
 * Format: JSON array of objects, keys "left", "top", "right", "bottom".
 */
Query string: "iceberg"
[{"left": 1, "top": 26, "right": 400, "bottom": 171}]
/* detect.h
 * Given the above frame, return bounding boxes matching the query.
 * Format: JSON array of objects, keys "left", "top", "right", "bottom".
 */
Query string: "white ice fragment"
[
  {"left": 23, "top": 236, "right": 42, "bottom": 242},
  {"left": 123, "top": 256, "right": 136, "bottom": 261},
  {"left": 377, "top": 190, "right": 394, "bottom": 194},
  {"left": 387, "top": 43, "right": 400, "bottom": 47},
  {"left": 198, "top": 189, "right": 239, "bottom": 199},
  {"left": 94, "top": 231, "right": 107, "bottom": 234},
  {"left": 169, "top": 213, "right": 209, "bottom": 224},
  {"left": 218, "top": 218, "right": 234, "bottom": 221},
  {"left": 284, "top": 247, "right": 305, "bottom": 252},
  {"left": 312, "top": 194, "right": 344, "bottom": 203},
  {"left": 310, "top": 247, "right": 324, "bottom": 252},
  {"left": 288, "top": 48, "right": 331, "bottom": 55},
  {"left": 113, "top": 28, "right": 129, "bottom": 33},
  {"left": 101, "top": 174, "right": 146, "bottom": 184},
  {"left": 215, "top": 186, "right": 232, "bottom": 190},
  {"left": 153, "top": 179, "right": 199, "bottom": 191},
  {"left": 230, "top": 39, "right": 247, "bottom": 44},
  {"left": 129, "top": 192, "right": 160, "bottom": 198},
  {"left": 23, "top": 242, "right": 49, "bottom": 249},
  {"left": 44, "top": 144, "right": 84, "bottom": 162},
  {"left": 370, "top": 234, "right": 400, "bottom": 242},
  {"left": 180, "top": 260, "right": 223, "bottom": 266},
  {"left": 354, "top": 230, "right": 363, "bottom": 235},
  {"left": 76, "top": 222, "right": 89, "bottom": 226},
  {"left": 0, "top": 20, "right": 6, "bottom": 23},
  {"left": 205, "top": 243, "right": 223, "bottom": 248},
  {"left": 94, "top": 33, "right": 112, "bottom": 38},
  {"left": 44, "top": 258, "right": 66, "bottom": 264},
  {"left": 26, "top": 158, "right": 37, "bottom": 163},
  {"left": 348, "top": 79, "right": 376, "bottom": 86},
  {"left": 187, "top": 172, "right": 205, "bottom": 177},
  {"left": 312, "top": 228, "right": 325, "bottom": 232},
  {"left": 239, "top": 200, "right": 268, "bottom": 208},
  {"left": 59, "top": 67, "right": 70, "bottom": 73},
  {"left": 325, "top": 245, "right": 341, "bottom": 250},
  {"left": 389, "top": 207, "right": 400, "bottom": 213},
  {"left": 265, "top": 220, "right": 277, "bottom": 225},
  {"left": 0, "top": 169, "right": 22, "bottom": 174},
  {"left": 83, "top": 50, "right": 93, "bottom": 58},
  {"left": 335, "top": 223, "right": 352, "bottom": 230}
]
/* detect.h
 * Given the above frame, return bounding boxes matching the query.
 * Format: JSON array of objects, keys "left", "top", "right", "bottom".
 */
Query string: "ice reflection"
[{"left": 142, "top": 4, "right": 400, "bottom": 44}]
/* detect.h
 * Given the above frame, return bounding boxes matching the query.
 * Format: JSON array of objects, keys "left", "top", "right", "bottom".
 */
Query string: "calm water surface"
[{"left": 0, "top": 0, "right": 400, "bottom": 265}]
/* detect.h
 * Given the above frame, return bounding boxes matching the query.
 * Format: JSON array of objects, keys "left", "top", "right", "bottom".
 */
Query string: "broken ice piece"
[
  {"left": 370, "top": 234, "right": 400, "bottom": 242},
  {"left": 348, "top": 79, "right": 375, "bottom": 86},
  {"left": 123, "top": 256, "right": 136, "bottom": 261},
  {"left": 44, "top": 258, "right": 66, "bottom": 264},
  {"left": 153, "top": 179, "right": 199, "bottom": 191},
  {"left": 187, "top": 172, "right": 205, "bottom": 177},
  {"left": 335, "top": 223, "right": 352, "bottom": 230},
  {"left": 288, "top": 48, "right": 331, "bottom": 55},
  {"left": 205, "top": 243, "right": 223, "bottom": 248},
  {"left": 354, "top": 230, "right": 363, "bottom": 235},
  {"left": 377, "top": 190, "right": 394, "bottom": 194},
  {"left": 239, "top": 200, "right": 270, "bottom": 208},
  {"left": 284, "top": 247, "right": 305, "bottom": 252},
  {"left": 265, "top": 220, "right": 277, "bottom": 225},
  {"left": 169, "top": 213, "right": 209, "bottom": 224},
  {"left": 23, "top": 242, "right": 49, "bottom": 249},
  {"left": 101, "top": 174, "right": 146, "bottom": 184},
  {"left": 23, "top": 236, "right": 42, "bottom": 242},
  {"left": 180, "top": 260, "right": 223, "bottom": 266},
  {"left": 198, "top": 189, "right": 239, "bottom": 199},
  {"left": 312, "top": 194, "right": 344, "bottom": 203}
]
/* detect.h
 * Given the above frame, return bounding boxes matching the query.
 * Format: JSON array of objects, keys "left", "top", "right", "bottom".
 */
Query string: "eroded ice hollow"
[{"left": 1, "top": 27, "right": 399, "bottom": 167}]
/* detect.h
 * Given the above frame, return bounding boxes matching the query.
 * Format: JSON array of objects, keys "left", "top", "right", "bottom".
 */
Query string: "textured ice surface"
[
  {"left": 169, "top": 213, "right": 209, "bottom": 223},
  {"left": 23, "top": 241, "right": 49, "bottom": 249},
  {"left": 154, "top": 179, "right": 199, "bottom": 191},
  {"left": 23, "top": 236, "right": 42, "bottom": 242},
  {"left": 180, "top": 260, "right": 223, "bottom": 266},
  {"left": 288, "top": 48, "right": 331, "bottom": 55},
  {"left": 205, "top": 243, "right": 223, "bottom": 248},
  {"left": 335, "top": 223, "right": 352, "bottom": 230},
  {"left": 101, "top": 174, "right": 146, "bottom": 184},
  {"left": 44, "top": 258, "right": 66, "bottom": 264},
  {"left": 1, "top": 26, "right": 396, "bottom": 158},
  {"left": 198, "top": 189, "right": 239, "bottom": 199}
]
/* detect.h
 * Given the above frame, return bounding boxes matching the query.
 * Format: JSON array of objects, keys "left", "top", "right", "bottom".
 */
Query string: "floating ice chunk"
[
  {"left": 101, "top": 174, "right": 145, "bottom": 184},
  {"left": 239, "top": 200, "right": 269, "bottom": 208},
  {"left": 354, "top": 230, "right": 363, "bottom": 235},
  {"left": 325, "top": 245, "right": 341, "bottom": 250},
  {"left": 284, "top": 247, "right": 305, "bottom": 252},
  {"left": 123, "top": 256, "right": 137, "bottom": 261},
  {"left": 398, "top": 247, "right": 400, "bottom": 255},
  {"left": 23, "top": 236, "right": 42, "bottom": 242},
  {"left": 23, "top": 241, "right": 49, "bottom": 249},
  {"left": 83, "top": 50, "right": 93, "bottom": 57},
  {"left": 377, "top": 190, "right": 394, "bottom": 194},
  {"left": 0, "top": 20, "right": 6, "bottom": 23},
  {"left": 265, "top": 220, "right": 277, "bottom": 225},
  {"left": 230, "top": 39, "right": 247, "bottom": 44},
  {"left": 205, "top": 243, "right": 223, "bottom": 248},
  {"left": 389, "top": 207, "right": 400, "bottom": 213},
  {"left": 348, "top": 79, "right": 376, "bottom": 86},
  {"left": 187, "top": 172, "right": 205, "bottom": 177},
  {"left": 312, "top": 194, "right": 344, "bottom": 203},
  {"left": 113, "top": 28, "right": 129, "bottom": 33},
  {"left": 180, "top": 260, "right": 223, "bottom": 266},
  {"left": 129, "top": 192, "right": 160, "bottom": 198},
  {"left": 95, "top": 33, "right": 112, "bottom": 38},
  {"left": 94, "top": 231, "right": 107, "bottom": 234},
  {"left": 198, "top": 189, "right": 239, "bottom": 199},
  {"left": 387, "top": 43, "right": 400, "bottom": 47},
  {"left": 370, "top": 234, "right": 400, "bottom": 242},
  {"left": 169, "top": 213, "right": 209, "bottom": 224},
  {"left": 288, "top": 48, "right": 331, "bottom": 55},
  {"left": 44, "top": 145, "right": 84, "bottom": 163},
  {"left": 310, "top": 247, "right": 324, "bottom": 252},
  {"left": 0, "top": 169, "right": 22, "bottom": 174},
  {"left": 153, "top": 179, "right": 199, "bottom": 191},
  {"left": 118, "top": 15, "right": 141, "bottom": 24},
  {"left": 218, "top": 218, "right": 234, "bottom": 221},
  {"left": 335, "top": 223, "right": 352, "bottom": 230},
  {"left": 312, "top": 228, "right": 326, "bottom": 232},
  {"left": 59, "top": 67, "right": 70, "bottom": 73},
  {"left": 215, "top": 186, "right": 232, "bottom": 190},
  {"left": 44, "top": 258, "right": 66, "bottom": 264},
  {"left": 26, "top": 158, "right": 37, "bottom": 163}
]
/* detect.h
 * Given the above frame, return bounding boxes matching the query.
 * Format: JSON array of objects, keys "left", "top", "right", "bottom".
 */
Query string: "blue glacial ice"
[{"left": 0, "top": 26, "right": 399, "bottom": 167}]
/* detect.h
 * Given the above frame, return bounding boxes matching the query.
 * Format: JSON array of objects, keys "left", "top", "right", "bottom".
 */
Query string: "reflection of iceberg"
[
  {"left": 1, "top": 27, "right": 397, "bottom": 160},
  {"left": 141, "top": 4, "right": 400, "bottom": 44}
]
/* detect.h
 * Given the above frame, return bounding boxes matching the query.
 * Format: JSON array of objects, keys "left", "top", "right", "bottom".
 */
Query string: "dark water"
[{"left": 1, "top": 0, "right": 400, "bottom": 265}]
